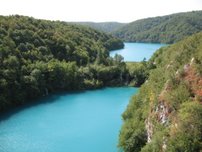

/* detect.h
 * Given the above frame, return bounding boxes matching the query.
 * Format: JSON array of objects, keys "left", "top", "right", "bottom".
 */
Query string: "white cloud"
[{"left": 0, "top": 0, "right": 201, "bottom": 22}]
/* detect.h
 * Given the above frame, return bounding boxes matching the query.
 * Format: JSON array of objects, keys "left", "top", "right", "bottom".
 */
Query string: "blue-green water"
[
  {"left": 0, "top": 42, "right": 162, "bottom": 152},
  {"left": 0, "top": 87, "right": 138, "bottom": 152},
  {"left": 110, "top": 42, "right": 165, "bottom": 62}
]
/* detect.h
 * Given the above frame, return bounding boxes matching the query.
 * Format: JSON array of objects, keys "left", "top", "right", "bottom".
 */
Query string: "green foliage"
[
  {"left": 165, "top": 82, "right": 191, "bottom": 109},
  {"left": 126, "top": 61, "right": 149, "bottom": 86},
  {"left": 0, "top": 15, "right": 126, "bottom": 111},
  {"left": 71, "top": 22, "right": 126, "bottom": 33},
  {"left": 167, "top": 102, "right": 202, "bottom": 152},
  {"left": 119, "top": 119, "right": 147, "bottom": 152},
  {"left": 119, "top": 86, "right": 150, "bottom": 152},
  {"left": 113, "top": 11, "right": 202, "bottom": 43},
  {"left": 141, "top": 130, "right": 168, "bottom": 152},
  {"left": 119, "top": 32, "right": 202, "bottom": 151}
]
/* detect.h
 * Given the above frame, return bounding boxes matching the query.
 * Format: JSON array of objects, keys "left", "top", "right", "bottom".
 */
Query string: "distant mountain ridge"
[
  {"left": 113, "top": 10, "right": 202, "bottom": 43},
  {"left": 71, "top": 22, "right": 126, "bottom": 33}
]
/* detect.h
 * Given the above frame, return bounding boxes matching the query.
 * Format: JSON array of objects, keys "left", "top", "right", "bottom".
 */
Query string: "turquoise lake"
[
  {"left": 0, "top": 87, "right": 137, "bottom": 152},
  {"left": 110, "top": 42, "right": 165, "bottom": 62},
  {"left": 0, "top": 42, "right": 163, "bottom": 152}
]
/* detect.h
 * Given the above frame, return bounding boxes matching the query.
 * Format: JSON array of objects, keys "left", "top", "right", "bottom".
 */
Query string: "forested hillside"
[
  {"left": 71, "top": 22, "right": 126, "bottom": 33},
  {"left": 0, "top": 15, "right": 126, "bottom": 111},
  {"left": 113, "top": 11, "right": 202, "bottom": 43},
  {"left": 119, "top": 32, "right": 202, "bottom": 152}
]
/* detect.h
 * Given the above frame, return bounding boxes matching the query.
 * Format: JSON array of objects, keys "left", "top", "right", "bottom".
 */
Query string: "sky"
[{"left": 0, "top": 0, "right": 202, "bottom": 23}]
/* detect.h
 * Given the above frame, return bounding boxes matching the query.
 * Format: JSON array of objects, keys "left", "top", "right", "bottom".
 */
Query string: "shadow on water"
[{"left": 0, "top": 90, "right": 86, "bottom": 123}]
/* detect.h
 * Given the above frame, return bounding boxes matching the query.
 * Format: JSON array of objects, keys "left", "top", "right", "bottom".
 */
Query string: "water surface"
[
  {"left": 0, "top": 42, "right": 163, "bottom": 152},
  {"left": 110, "top": 42, "right": 165, "bottom": 62},
  {"left": 0, "top": 87, "right": 138, "bottom": 152}
]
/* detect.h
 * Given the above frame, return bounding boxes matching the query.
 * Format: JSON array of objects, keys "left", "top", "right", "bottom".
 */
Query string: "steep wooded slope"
[
  {"left": 0, "top": 15, "right": 125, "bottom": 111},
  {"left": 113, "top": 11, "right": 202, "bottom": 43},
  {"left": 119, "top": 32, "right": 202, "bottom": 152}
]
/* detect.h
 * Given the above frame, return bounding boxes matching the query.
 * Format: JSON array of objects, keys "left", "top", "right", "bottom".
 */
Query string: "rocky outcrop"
[
  {"left": 145, "top": 58, "right": 202, "bottom": 148},
  {"left": 145, "top": 118, "right": 153, "bottom": 143},
  {"left": 155, "top": 101, "right": 170, "bottom": 125}
]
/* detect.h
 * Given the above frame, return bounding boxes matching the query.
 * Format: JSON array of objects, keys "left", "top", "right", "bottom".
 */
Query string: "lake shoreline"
[
  {"left": 0, "top": 87, "right": 138, "bottom": 152},
  {"left": 110, "top": 42, "right": 166, "bottom": 62}
]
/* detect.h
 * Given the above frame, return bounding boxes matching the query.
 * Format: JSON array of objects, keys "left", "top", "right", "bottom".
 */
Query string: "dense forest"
[
  {"left": 119, "top": 32, "right": 202, "bottom": 152},
  {"left": 71, "top": 22, "right": 126, "bottom": 33},
  {"left": 0, "top": 15, "right": 132, "bottom": 111},
  {"left": 1, "top": 13, "right": 201, "bottom": 152},
  {"left": 113, "top": 11, "right": 202, "bottom": 43}
]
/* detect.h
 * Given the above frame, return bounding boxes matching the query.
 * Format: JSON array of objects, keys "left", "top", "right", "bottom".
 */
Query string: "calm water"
[
  {"left": 110, "top": 42, "right": 165, "bottom": 62},
  {"left": 0, "top": 42, "right": 162, "bottom": 152},
  {"left": 0, "top": 87, "right": 138, "bottom": 152}
]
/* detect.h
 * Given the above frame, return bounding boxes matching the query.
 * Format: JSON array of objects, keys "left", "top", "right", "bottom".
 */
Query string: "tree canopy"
[
  {"left": 71, "top": 22, "right": 126, "bottom": 33},
  {"left": 113, "top": 11, "right": 202, "bottom": 43},
  {"left": 119, "top": 32, "right": 202, "bottom": 152},
  {"left": 0, "top": 15, "right": 127, "bottom": 111}
]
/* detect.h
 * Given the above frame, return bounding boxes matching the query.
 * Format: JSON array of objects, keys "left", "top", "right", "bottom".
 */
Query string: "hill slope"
[
  {"left": 0, "top": 15, "right": 126, "bottom": 111},
  {"left": 72, "top": 22, "right": 126, "bottom": 33},
  {"left": 119, "top": 32, "right": 202, "bottom": 152},
  {"left": 113, "top": 11, "right": 202, "bottom": 43}
]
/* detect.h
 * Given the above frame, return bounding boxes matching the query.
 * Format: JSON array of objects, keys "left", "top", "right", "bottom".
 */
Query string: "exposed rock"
[
  {"left": 145, "top": 118, "right": 153, "bottom": 143},
  {"left": 162, "top": 137, "right": 167, "bottom": 151},
  {"left": 166, "top": 64, "right": 171, "bottom": 69},
  {"left": 175, "top": 70, "right": 179, "bottom": 75},
  {"left": 145, "top": 57, "right": 202, "bottom": 148},
  {"left": 155, "top": 101, "right": 170, "bottom": 124},
  {"left": 190, "top": 57, "right": 195, "bottom": 65}
]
